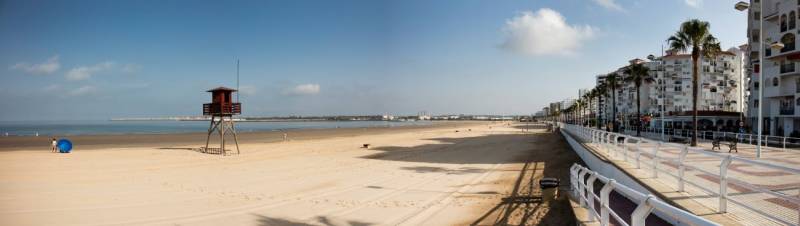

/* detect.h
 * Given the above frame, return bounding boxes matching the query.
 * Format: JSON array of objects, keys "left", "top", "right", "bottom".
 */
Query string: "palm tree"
[
  {"left": 623, "top": 62, "right": 652, "bottom": 137},
  {"left": 667, "top": 19, "right": 721, "bottom": 146},
  {"left": 605, "top": 73, "right": 621, "bottom": 132},
  {"left": 595, "top": 83, "right": 608, "bottom": 130},
  {"left": 584, "top": 91, "right": 593, "bottom": 126}
]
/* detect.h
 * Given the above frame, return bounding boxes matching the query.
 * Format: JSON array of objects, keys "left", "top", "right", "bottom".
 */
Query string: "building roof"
[
  {"left": 206, "top": 86, "right": 238, "bottom": 92},
  {"left": 662, "top": 51, "right": 736, "bottom": 59}
]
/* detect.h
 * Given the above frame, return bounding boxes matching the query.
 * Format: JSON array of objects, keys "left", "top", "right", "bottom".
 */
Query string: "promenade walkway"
[
  {"left": 621, "top": 129, "right": 800, "bottom": 169},
  {"left": 564, "top": 125, "right": 800, "bottom": 226}
]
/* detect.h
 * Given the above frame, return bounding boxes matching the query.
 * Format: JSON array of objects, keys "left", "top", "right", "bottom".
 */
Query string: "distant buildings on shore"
[{"left": 112, "top": 114, "right": 528, "bottom": 122}]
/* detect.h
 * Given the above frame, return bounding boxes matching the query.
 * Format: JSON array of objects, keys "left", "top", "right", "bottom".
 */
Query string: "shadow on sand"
[
  {"left": 361, "top": 133, "right": 550, "bottom": 165},
  {"left": 253, "top": 214, "right": 372, "bottom": 226},
  {"left": 362, "top": 130, "right": 585, "bottom": 225}
]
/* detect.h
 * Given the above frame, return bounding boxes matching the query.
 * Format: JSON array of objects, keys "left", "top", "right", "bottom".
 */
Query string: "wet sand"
[
  {"left": 0, "top": 122, "right": 582, "bottom": 226},
  {"left": 0, "top": 121, "right": 476, "bottom": 151}
]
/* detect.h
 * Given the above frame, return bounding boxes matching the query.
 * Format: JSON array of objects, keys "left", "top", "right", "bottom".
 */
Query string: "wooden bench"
[
  {"left": 711, "top": 139, "right": 721, "bottom": 150},
  {"left": 728, "top": 140, "right": 738, "bottom": 153}
]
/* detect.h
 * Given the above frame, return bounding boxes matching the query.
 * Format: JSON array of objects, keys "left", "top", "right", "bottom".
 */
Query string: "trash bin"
[{"left": 539, "top": 178, "right": 560, "bottom": 202}]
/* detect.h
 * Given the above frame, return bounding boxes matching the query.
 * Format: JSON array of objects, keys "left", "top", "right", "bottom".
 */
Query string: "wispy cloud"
[
  {"left": 283, "top": 84, "right": 320, "bottom": 96},
  {"left": 10, "top": 55, "right": 61, "bottom": 75},
  {"left": 684, "top": 0, "right": 701, "bottom": 8},
  {"left": 68, "top": 85, "right": 96, "bottom": 96},
  {"left": 592, "top": 0, "right": 624, "bottom": 11},
  {"left": 66, "top": 61, "right": 115, "bottom": 80},
  {"left": 499, "top": 8, "right": 595, "bottom": 56}
]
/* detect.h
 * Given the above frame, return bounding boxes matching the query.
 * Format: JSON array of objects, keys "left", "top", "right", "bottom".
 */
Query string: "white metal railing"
[
  {"left": 622, "top": 127, "right": 800, "bottom": 153},
  {"left": 561, "top": 123, "right": 800, "bottom": 225},
  {"left": 571, "top": 164, "right": 720, "bottom": 226}
]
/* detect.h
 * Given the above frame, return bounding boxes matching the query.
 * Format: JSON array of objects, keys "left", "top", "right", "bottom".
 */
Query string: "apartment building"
[
  {"left": 596, "top": 53, "right": 744, "bottom": 129},
  {"left": 746, "top": 0, "right": 800, "bottom": 136}
]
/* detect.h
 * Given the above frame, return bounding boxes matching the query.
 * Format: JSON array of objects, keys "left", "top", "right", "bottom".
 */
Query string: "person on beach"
[{"left": 51, "top": 138, "right": 58, "bottom": 153}]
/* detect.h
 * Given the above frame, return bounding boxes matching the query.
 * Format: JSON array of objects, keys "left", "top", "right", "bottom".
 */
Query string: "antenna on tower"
[{"left": 236, "top": 59, "right": 240, "bottom": 102}]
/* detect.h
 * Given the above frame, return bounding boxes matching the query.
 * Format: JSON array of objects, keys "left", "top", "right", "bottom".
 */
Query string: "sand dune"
[{"left": 0, "top": 122, "right": 580, "bottom": 226}]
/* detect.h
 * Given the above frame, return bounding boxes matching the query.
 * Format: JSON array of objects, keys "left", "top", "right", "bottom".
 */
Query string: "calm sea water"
[{"left": 0, "top": 120, "right": 433, "bottom": 136}]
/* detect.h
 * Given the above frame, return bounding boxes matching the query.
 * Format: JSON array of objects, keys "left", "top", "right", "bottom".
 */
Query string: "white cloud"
[
  {"left": 283, "top": 84, "right": 320, "bottom": 96},
  {"left": 592, "top": 0, "right": 624, "bottom": 11},
  {"left": 684, "top": 0, "right": 701, "bottom": 8},
  {"left": 65, "top": 61, "right": 115, "bottom": 80},
  {"left": 499, "top": 9, "right": 595, "bottom": 56},
  {"left": 10, "top": 55, "right": 61, "bottom": 75},
  {"left": 68, "top": 85, "right": 96, "bottom": 96}
]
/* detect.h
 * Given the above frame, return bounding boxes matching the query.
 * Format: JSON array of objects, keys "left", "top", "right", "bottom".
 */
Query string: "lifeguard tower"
[{"left": 203, "top": 87, "right": 241, "bottom": 155}]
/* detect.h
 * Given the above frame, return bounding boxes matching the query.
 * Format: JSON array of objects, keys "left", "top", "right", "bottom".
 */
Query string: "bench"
[
  {"left": 711, "top": 139, "right": 721, "bottom": 150},
  {"left": 728, "top": 140, "right": 738, "bottom": 153}
]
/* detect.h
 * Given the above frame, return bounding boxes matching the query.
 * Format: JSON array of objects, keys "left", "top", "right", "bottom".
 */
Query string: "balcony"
[
  {"left": 203, "top": 103, "right": 242, "bottom": 115},
  {"left": 781, "top": 62, "right": 796, "bottom": 74}
]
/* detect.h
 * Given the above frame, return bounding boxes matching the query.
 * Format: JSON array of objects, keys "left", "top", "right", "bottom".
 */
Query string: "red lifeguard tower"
[{"left": 203, "top": 87, "right": 241, "bottom": 155}]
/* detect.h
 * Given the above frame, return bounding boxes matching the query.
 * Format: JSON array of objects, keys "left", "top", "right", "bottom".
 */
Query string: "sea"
[{"left": 0, "top": 120, "right": 433, "bottom": 137}]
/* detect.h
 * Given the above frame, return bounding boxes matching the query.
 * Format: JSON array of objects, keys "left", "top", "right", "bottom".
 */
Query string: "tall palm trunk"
[
  {"left": 636, "top": 83, "right": 642, "bottom": 136},
  {"left": 691, "top": 47, "right": 699, "bottom": 146},
  {"left": 612, "top": 87, "right": 617, "bottom": 132},
  {"left": 597, "top": 95, "right": 603, "bottom": 129}
]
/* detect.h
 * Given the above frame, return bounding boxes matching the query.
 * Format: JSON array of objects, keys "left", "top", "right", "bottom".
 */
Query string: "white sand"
[{"left": 0, "top": 122, "right": 577, "bottom": 226}]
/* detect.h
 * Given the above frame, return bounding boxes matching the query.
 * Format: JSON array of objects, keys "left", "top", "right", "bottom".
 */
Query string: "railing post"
[
  {"left": 678, "top": 146, "right": 689, "bottom": 192},
  {"left": 623, "top": 137, "right": 629, "bottom": 162},
  {"left": 784, "top": 137, "right": 787, "bottom": 151},
  {"left": 719, "top": 156, "right": 733, "bottom": 213},
  {"left": 631, "top": 195, "right": 656, "bottom": 226},
  {"left": 636, "top": 139, "right": 642, "bottom": 169},
  {"left": 587, "top": 173, "right": 598, "bottom": 221},
  {"left": 579, "top": 169, "right": 589, "bottom": 207},
  {"left": 652, "top": 142, "right": 661, "bottom": 178},
  {"left": 599, "top": 180, "right": 616, "bottom": 226},
  {"left": 570, "top": 165, "right": 576, "bottom": 196}
]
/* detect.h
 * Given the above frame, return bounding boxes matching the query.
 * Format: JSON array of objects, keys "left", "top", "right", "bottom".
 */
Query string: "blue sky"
[{"left": 0, "top": 0, "right": 746, "bottom": 120}]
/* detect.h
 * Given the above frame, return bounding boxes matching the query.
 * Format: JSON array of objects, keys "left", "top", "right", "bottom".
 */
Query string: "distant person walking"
[{"left": 51, "top": 138, "right": 58, "bottom": 153}]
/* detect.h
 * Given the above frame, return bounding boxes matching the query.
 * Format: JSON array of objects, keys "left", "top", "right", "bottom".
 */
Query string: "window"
[
  {"left": 774, "top": 77, "right": 780, "bottom": 86},
  {"left": 796, "top": 98, "right": 800, "bottom": 106},
  {"left": 782, "top": 15, "right": 788, "bottom": 32},
  {"left": 755, "top": 100, "right": 760, "bottom": 108},
  {"left": 791, "top": 11, "right": 797, "bottom": 29},
  {"left": 755, "top": 82, "right": 760, "bottom": 89}
]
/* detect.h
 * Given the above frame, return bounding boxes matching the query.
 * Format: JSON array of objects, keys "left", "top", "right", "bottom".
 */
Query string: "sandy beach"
[{"left": 0, "top": 122, "right": 581, "bottom": 226}]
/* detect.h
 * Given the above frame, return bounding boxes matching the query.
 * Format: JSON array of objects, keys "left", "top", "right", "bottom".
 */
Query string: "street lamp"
[{"left": 735, "top": 1, "right": 763, "bottom": 158}]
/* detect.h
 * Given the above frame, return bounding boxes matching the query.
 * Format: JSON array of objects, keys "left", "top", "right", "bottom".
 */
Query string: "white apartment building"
[
  {"left": 746, "top": 0, "right": 800, "bottom": 136},
  {"left": 596, "top": 53, "right": 744, "bottom": 129}
]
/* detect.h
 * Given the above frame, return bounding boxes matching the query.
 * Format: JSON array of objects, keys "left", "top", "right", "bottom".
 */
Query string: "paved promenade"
[{"left": 567, "top": 126, "right": 800, "bottom": 226}]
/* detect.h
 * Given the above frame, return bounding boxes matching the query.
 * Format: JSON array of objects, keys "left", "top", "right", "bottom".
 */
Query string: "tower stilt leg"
[
  {"left": 230, "top": 120, "right": 240, "bottom": 155},
  {"left": 204, "top": 115, "right": 216, "bottom": 153},
  {"left": 220, "top": 118, "right": 225, "bottom": 155}
]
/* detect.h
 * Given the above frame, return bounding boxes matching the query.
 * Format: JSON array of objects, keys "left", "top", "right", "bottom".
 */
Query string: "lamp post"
[{"left": 736, "top": 1, "right": 764, "bottom": 158}]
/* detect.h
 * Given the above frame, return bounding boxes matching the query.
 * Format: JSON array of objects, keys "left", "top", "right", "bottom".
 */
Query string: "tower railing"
[{"left": 203, "top": 103, "right": 241, "bottom": 115}]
